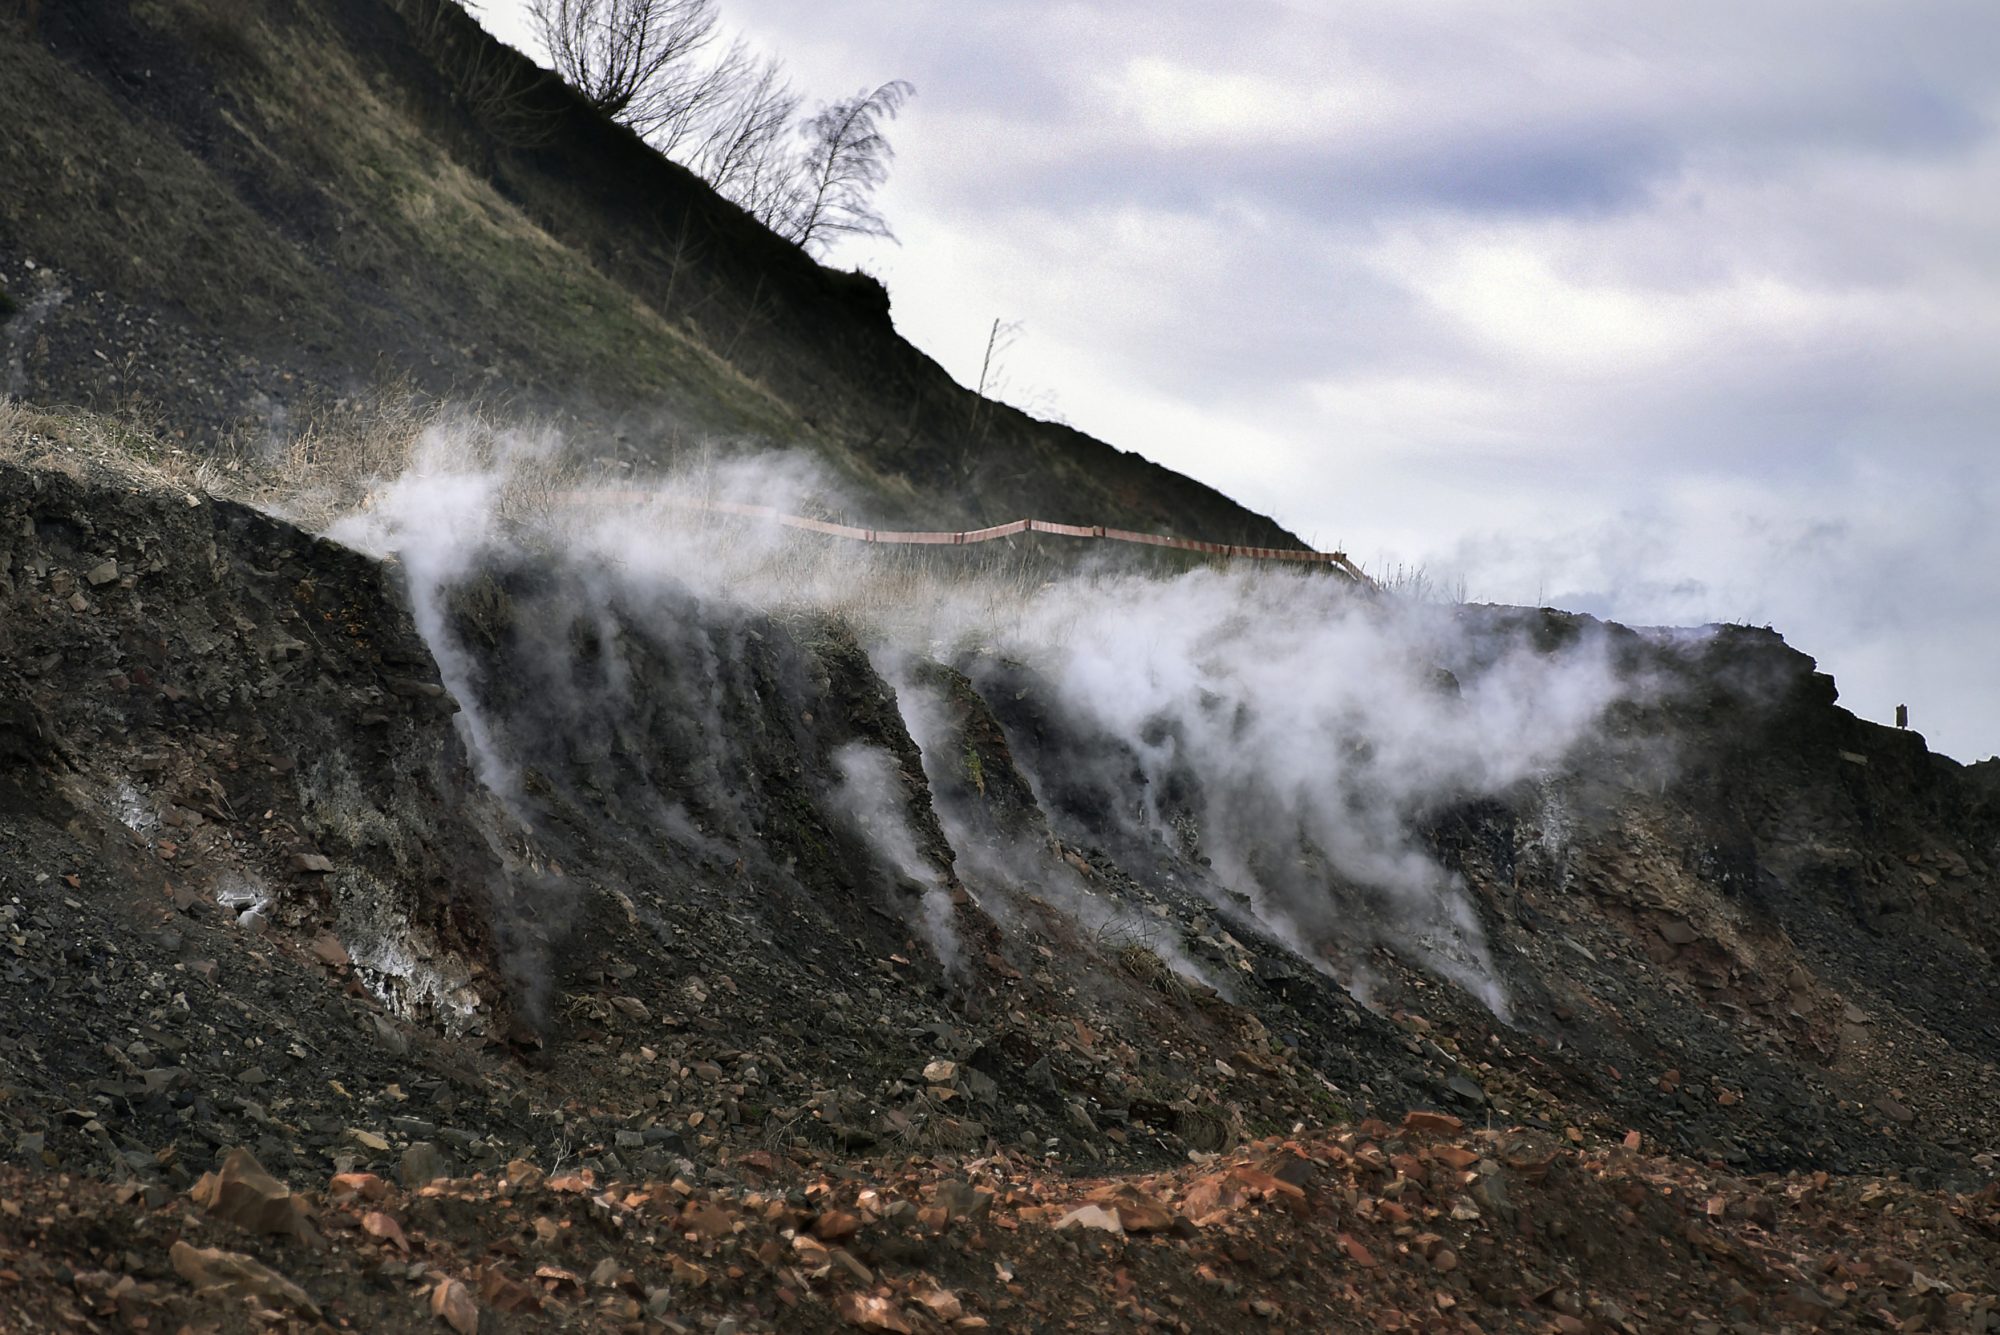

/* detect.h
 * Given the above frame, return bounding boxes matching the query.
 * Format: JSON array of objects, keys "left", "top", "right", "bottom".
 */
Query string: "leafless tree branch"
[
  {"left": 528, "top": 0, "right": 720, "bottom": 133},
  {"left": 780, "top": 80, "right": 914, "bottom": 254}
]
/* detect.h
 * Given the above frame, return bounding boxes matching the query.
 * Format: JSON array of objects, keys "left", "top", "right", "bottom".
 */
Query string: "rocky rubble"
[{"left": 5, "top": 1110, "right": 2000, "bottom": 1332}]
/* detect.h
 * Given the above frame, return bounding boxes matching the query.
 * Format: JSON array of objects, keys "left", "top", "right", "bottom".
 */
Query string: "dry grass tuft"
[
  {"left": 237, "top": 395, "right": 445, "bottom": 530},
  {"left": 0, "top": 398, "right": 225, "bottom": 498}
]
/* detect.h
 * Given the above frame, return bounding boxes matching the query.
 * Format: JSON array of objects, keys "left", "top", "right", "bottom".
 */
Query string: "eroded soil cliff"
[{"left": 3, "top": 454, "right": 1999, "bottom": 1331}]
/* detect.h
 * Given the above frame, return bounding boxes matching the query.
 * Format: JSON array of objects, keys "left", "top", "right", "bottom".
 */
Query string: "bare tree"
[
  {"left": 779, "top": 80, "right": 914, "bottom": 254},
  {"left": 528, "top": 0, "right": 721, "bottom": 136},
  {"left": 521, "top": 1, "right": 913, "bottom": 255},
  {"left": 640, "top": 36, "right": 756, "bottom": 156},
  {"left": 691, "top": 54, "right": 802, "bottom": 219}
]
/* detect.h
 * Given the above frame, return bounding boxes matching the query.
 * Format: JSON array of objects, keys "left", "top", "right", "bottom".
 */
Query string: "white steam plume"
[
  {"left": 324, "top": 426, "right": 1640, "bottom": 1016},
  {"left": 963, "top": 571, "right": 1626, "bottom": 1016},
  {"left": 829, "top": 742, "right": 961, "bottom": 973}
]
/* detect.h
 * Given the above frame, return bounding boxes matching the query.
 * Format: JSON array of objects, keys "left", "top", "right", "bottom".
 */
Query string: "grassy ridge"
[{"left": 0, "top": 0, "right": 1303, "bottom": 543}]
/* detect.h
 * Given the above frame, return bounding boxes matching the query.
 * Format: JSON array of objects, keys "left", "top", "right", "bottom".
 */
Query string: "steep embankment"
[
  {"left": 0, "top": 0, "right": 1291, "bottom": 541},
  {"left": 3, "top": 434, "right": 1999, "bottom": 1328}
]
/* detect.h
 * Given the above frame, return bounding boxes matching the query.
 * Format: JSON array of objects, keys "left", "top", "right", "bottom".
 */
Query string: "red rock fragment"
[
  {"left": 329, "top": 1171, "right": 389, "bottom": 1203},
  {"left": 1337, "top": 1233, "right": 1379, "bottom": 1267},
  {"left": 1055, "top": 1203, "right": 1124, "bottom": 1234},
  {"left": 813, "top": 1208, "right": 863, "bottom": 1241},
  {"left": 836, "top": 1292, "right": 914, "bottom": 1332},
  {"left": 476, "top": 1267, "right": 544, "bottom": 1314},
  {"left": 1402, "top": 1110, "right": 1464, "bottom": 1137},
  {"left": 190, "top": 1148, "right": 321, "bottom": 1246},
  {"left": 1180, "top": 1164, "right": 1302, "bottom": 1225},
  {"left": 1086, "top": 1186, "right": 1178, "bottom": 1234},
  {"left": 683, "top": 1203, "right": 737, "bottom": 1241},
  {"left": 912, "top": 1287, "right": 965, "bottom": 1321},
  {"left": 534, "top": 1264, "right": 585, "bottom": 1295},
  {"left": 361, "top": 1210, "right": 410, "bottom": 1251},
  {"left": 429, "top": 1276, "right": 478, "bottom": 1335},
  {"left": 170, "top": 1240, "right": 322, "bottom": 1319}
]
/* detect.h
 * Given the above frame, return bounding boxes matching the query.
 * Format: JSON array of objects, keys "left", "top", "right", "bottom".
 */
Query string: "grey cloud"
[{"left": 488, "top": 0, "right": 2000, "bottom": 756}]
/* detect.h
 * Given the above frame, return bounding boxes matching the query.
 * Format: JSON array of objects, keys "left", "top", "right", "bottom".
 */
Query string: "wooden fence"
[{"left": 577, "top": 491, "right": 1369, "bottom": 582}]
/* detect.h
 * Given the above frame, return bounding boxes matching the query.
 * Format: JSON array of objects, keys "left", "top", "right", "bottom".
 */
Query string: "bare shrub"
[{"left": 528, "top": 0, "right": 721, "bottom": 137}]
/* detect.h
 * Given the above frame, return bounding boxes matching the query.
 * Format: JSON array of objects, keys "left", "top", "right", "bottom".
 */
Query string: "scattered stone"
[
  {"left": 370, "top": 1014, "right": 410, "bottom": 1056},
  {"left": 290, "top": 852, "right": 334, "bottom": 875},
  {"left": 1402, "top": 1110, "right": 1463, "bottom": 1136},
  {"left": 429, "top": 1276, "right": 479, "bottom": 1335},
  {"left": 401, "top": 1142, "right": 448, "bottom": 1188},
  {"left": 1446, "top": 1075, "right": 1487, "bottom": 1107},
  {"left": 811, "top": 1208, "right": 863, "bottom": 1242},
  {"left": 188, "top": 1147, "right": 321, "bottom": 1245},
  {"left": 1875, "top": 1096, "right": 1917, "bottom": 1125},
  {"left": 835, "top": 1292, "right": 912, "bottom": 1332},
  {"left": 936, "top": 1179, "right": 995, "bottom": 1221},
  {"left": 1659, "top": 917, "right": 1701, "bottom": 946},
  {"left": 329, "top": 1172, "right": 389, "bottom": 1203},
  {"left": 170, "top": 1241, "right": 321, "bottom": 1319},
  {"left": 477, "top": 1267, "right": 544, "bottom": 1314},
  {"left": 1056, "top": 1202, "right": 1124, "bottom": 1234},
  {"left": 912, "top": 1287, "right": 964, "bottom": 1321},
  {"left": 362, "top": 1210, "right": 410, "bottom": 1250}
]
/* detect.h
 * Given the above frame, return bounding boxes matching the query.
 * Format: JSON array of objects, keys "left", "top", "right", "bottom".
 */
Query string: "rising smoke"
[{"left": 324, "top": 420, "right": 1639, "bottom": 1016}]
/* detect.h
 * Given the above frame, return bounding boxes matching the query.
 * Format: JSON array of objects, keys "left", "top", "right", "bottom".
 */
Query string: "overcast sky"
[{"left": 477, "top": 1, "right": 2000, "bottom": 761}]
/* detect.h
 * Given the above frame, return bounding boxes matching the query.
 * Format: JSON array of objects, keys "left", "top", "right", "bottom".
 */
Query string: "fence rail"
[{"left": 576, "top": 491, "right": 1369, "bottom": 581}]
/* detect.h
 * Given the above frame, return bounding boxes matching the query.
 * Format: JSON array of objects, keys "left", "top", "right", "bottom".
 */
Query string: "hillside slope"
[
  {"left": 6, "top": 3, "right": 2000, "bottom": 1331},
  {"left": 2, "top": 420, "right": 1998, "bottom": 1329},
  {"left": 0, "top": 0, "right": 1290, "bottom": 540}
]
